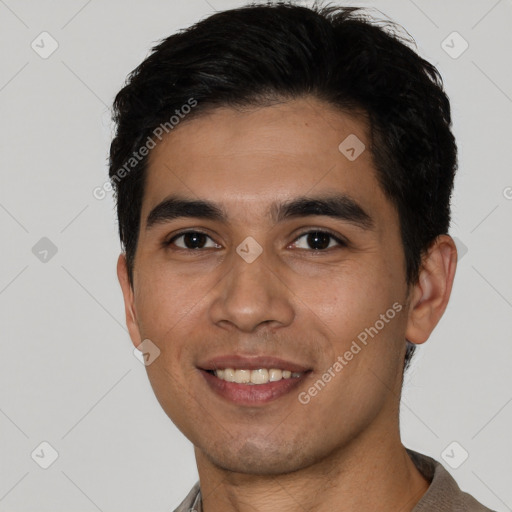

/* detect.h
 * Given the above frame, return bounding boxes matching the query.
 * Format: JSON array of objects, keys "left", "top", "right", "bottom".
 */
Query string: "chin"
[{"left": 203, "top": 438, "right": 315, "bottom": 476}]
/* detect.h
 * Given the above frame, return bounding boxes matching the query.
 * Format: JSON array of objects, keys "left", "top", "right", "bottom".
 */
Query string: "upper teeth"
[{"left": 214, "top": 368, "right": 302, "bottom": 384}]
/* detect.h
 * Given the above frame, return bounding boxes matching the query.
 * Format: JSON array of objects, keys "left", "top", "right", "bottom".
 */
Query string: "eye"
[
  {"left": 291, "top": 230, "right": 347, "bottom": 251},
  {"left": 165, "top": 231, "right": 221, "bottom": 250},
  {"left": 163, "top": 229, "right": 347, "bottom": 252}
]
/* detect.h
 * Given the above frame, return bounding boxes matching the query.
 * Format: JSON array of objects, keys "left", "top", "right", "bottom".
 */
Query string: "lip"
[
  {"left": 197, "top": 355, "right": 312, "bottom": 406},
  {"left": 199, "top": 368, "right": 310, "bottom": 405},
  {"left": 198, "top": 355, "right": 310, "bottom": 373}
]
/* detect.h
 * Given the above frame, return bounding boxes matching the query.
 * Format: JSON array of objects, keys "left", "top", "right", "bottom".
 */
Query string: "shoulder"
[
  {"left": 171, "top": 481, "right": 201, "bottom": 512},
  {"left": 407, "top": 448, "right": 496, "bottom": 512}
]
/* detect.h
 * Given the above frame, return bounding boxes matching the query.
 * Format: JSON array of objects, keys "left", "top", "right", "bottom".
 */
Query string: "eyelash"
[{"left": 163, "top": 229, "right": 348, "bottom": 252}]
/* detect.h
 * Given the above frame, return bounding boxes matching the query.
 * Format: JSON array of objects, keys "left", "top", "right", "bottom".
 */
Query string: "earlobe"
[
  {"left": 116, "top": 253, "right": 142, "bottom": 348},
  {"left": 405, "top": 235, "right": 458, "bottom": 345}
]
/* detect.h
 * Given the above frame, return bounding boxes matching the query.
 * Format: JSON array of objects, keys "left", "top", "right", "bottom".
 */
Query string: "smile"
[
  {"left": 198, "top": 355, "right": 312, "bottom": 405},
  {"left": 209, "top": 368, "right": 302, "bottom": 384},
  {"left": 200, "top": 368, "right": 311, "bottom": 405}
]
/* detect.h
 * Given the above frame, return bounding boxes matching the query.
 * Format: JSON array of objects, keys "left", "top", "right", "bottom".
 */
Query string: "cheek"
[
  {"left": 133, "top": 265, "right": 221, "bottom": 377},
  {"left": 133, "top": 263, "right": 204, "bottom": 336},
  {"left": 301, "top": 261, "right": 406, "bottom": 389},
  {"left": 303, "top": 260, "right": 400, "bottom": 331}
]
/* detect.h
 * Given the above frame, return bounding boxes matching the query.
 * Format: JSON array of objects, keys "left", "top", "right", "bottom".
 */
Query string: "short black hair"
[{"left": 109, "top": 2, "right": 457, "bottom": 372}]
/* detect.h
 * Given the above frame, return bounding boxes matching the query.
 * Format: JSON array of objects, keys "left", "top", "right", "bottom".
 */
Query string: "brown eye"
[
  {"left": 292, "top": 230, "right": 346, "bottom": 251},
  {"left": 166, "top": 231, "right": 220, "bottom": 250}
]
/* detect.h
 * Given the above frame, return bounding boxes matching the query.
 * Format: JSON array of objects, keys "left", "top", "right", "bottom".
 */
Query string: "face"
[{"left": 119, "top": 97, "right": 414, "bottom": 475}]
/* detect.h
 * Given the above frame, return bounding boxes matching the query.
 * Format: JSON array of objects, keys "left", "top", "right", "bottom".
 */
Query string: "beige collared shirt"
[{"left": 172, "top": 448, "right": 495, "bottom": 511}]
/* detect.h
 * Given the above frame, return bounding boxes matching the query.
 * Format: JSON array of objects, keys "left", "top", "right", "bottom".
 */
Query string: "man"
[{"left": 109, "top": 3, "right": 494, "bottom": 511}]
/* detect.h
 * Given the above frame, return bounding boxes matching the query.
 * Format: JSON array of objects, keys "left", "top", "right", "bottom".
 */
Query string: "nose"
[{"left": 208, "top": 247, "right": 295, "bottom": 333}]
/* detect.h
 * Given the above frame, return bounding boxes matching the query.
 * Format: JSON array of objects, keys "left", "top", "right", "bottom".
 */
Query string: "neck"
[{"left": 194, "top": 427, "right": 430, "bottom": 512}]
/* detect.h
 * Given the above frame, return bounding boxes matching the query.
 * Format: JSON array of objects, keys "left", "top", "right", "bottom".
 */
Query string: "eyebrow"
[{"left": 145, "top": 193, "right": 374, "bottom": 231}]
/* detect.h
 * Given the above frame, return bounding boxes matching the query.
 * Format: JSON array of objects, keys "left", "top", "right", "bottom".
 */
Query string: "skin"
[{"left": 117, "top": 97, "right": 457, "bottom": 512}]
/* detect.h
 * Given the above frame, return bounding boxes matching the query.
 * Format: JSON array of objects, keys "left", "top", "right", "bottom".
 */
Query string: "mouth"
[
  {"left": 207, "top": 367, "right": 303, "bottom": 384},
  {"left": 198, "top": 356, "right": 312, "bottom": 405}
]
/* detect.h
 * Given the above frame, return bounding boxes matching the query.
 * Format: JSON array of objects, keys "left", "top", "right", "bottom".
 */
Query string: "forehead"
[{"left": 142, "top": 97, "right": 393, "bottom": 226}]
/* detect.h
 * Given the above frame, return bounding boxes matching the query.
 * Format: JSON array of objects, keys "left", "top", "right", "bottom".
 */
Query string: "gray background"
[{"left": 1, "top": 0, "right": 511, "bottom": 511}]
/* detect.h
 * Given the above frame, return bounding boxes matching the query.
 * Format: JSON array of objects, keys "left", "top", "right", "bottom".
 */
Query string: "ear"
[
  {"left": 405, "top": 235, "right": 458, "bottom": 345},
  {"left": 117, "top": 253, "right": 142, "bottom": 349}
]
